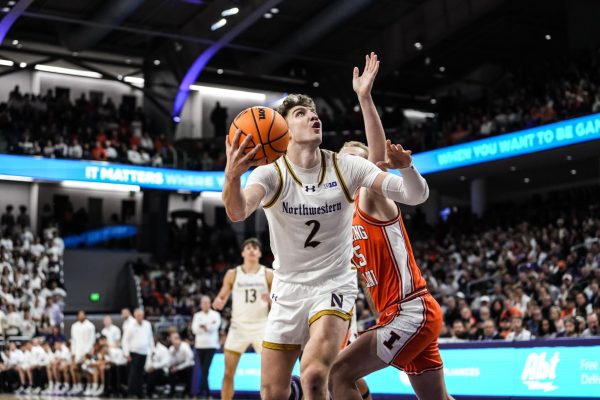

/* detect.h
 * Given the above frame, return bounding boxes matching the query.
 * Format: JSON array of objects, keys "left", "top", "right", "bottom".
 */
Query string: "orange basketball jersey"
[{"left": 351, "top": 199, "right": 426, "bottom": 314}]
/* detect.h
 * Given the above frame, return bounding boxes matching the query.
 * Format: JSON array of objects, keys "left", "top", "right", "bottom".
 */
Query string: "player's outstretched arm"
[
  {"left": 353, "top": 52, "right": 386, "bottom": 164},
  {"left": 222, "top": 129, "right": 266, "bottom": 222},
  {"left": 212, "top": 269, "right": 235, "bottom": 311},
  {"left": 369, "top": 140, "right": 429, "bottom": 205}
]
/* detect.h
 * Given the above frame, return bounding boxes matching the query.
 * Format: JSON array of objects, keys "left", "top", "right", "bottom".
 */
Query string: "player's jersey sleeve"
[
  {"left": 337, "top": 154, "right": 382, "bottom": 194},
  {"left": 245, "top": 165, "right": 279, "bottom": 205}
]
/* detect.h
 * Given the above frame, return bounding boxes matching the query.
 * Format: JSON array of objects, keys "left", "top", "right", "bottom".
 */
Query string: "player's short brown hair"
[
  {"left": 276, "top": 94, "right": 316, "bottom": 118},
  {"left": 242, "top": 237, "right": 262, "bottom": 251},
  {"left": 341, "top": 140, "right": 369, "bottom": 158}
]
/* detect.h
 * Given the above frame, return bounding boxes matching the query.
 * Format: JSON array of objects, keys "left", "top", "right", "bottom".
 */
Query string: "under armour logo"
[
  {"left": 271, "top": 293, "right": 278, "bottom": 302},
  {"left": 304, "top": 185, "right": 316, "bottom": 192}
]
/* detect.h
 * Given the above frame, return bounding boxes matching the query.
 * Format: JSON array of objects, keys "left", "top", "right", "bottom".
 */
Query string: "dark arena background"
[{"left": 0, "top": 0, "right": 599, "bottom": 399}]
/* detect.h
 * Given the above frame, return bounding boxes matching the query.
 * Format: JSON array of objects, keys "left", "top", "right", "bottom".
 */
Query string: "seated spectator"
[
  {"left": 506, "top": 315, "right": 533, "bottom": 341},
  {"left": 127, "top": 145, "right": 142, "bottom": 164},
  {"left": 582, "top": 313, "right": 599, "bottom": 337},
  {"left": 556, "top": 317, "right": 579, "bottom": 338},
  {"left": 478, "top": 319, "right": 502, "bottom": 340},
  {"left": 67, "top": 139, "right": 83, "bottom": 159}
]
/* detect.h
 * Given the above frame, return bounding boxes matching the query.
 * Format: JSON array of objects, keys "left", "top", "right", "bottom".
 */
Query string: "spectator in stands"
[
  {"left": 127, "top": 145, "right": 143, "bottom": 165},
  {"left": 192, "top": 295, "right": 221, "bottom": 399},
  {"left": 478, "top": 319, "right": 502, "bottom": 340},
  {"left": 557, "top": 317, "right": 579, "bottom": 338},
  {"left": 582, "top": 313, "right": 599, "bottom": 337},
  {"left": 1, "top": 205, "right": 15, "bottom": 233},
  {"left": 506, "top": 315, "right": 533, "bottom": 341},
  {"left": 122, "top": 308, "right": 153, "bottom": 398},
  {"left": 102, "top": 315, "right": 122, "bottom": 347},
  {"left": 121, "top": 308, "right": 135, "bottom": 334},
  {"left": 16, "top": 206, "right": 30, "bottom": 228}
]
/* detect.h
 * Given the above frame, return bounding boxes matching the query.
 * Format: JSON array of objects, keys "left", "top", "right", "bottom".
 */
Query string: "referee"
[{"left": 122, "top": 309, "right": 153, "bottom": 398}]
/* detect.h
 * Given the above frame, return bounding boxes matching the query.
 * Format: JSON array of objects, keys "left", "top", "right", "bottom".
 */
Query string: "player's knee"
[
  {"left": 330, "top": 358, "right": 352, "bottom": 383},
  {"left": 301, "top": 363, "right": 329, "bottom": 392},
  {"left": 260, "top": 382, "right": 289, "bottom": 400},
  {"left": 223, "top": 368, "right": 235, "bottom": 382}
]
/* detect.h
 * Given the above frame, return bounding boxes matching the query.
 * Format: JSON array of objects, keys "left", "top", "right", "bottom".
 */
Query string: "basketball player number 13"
[{"left": 304, "top": 220, "right": 322, "bottom": 248}]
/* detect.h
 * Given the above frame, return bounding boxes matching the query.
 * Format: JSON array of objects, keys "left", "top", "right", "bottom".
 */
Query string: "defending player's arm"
[
  {"left": 370, "top": 140, "right": 429, "bottom": 205},
  {"left": 354, "top": 52, "right": 401, "bottom": 219},
  {"left": 344, "top": 140, "right": 428, "bottom": 205},
  {"left": 353, "top": 52, "right": 386, "bottom": 164},
  {"left": 222, "top": 130, "right": 267, "bottom": 222},
  {"left": 212, "top": 269, "right": 235, "bottom": 311}
]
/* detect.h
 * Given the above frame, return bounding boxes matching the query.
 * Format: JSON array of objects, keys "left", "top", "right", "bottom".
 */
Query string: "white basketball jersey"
[
  {"left": 261, "top": 150, "right": 358, "bottom": 284},
  {"left": 231, "top": 265, "right": 269, "bottom": 328}
]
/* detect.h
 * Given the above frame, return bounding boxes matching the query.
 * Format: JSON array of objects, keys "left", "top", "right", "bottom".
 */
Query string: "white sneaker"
[
  {"left": 93, "top": 384, "right": 104, "bottom": 396},
  {"left": 56, "top": 384, "right": 69, "bottom": 394},
  {"left": 32, "top": 387, "right": 41, "bottom": 395},
  {"left": 69, "top": 384, "right": 82, "bottom": 395},
  {"left": 24, "top": 387, "right": 32, "bottom": 394},
  {"left": 42, "top": 383, "right": 54, "bottom": 395},
  {"left": 14, "top": 386, "right": 25, "bottom": 395}
]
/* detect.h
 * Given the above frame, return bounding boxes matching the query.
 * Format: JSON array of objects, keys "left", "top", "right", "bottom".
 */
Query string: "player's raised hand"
[
  {"left": 376, "top": 140, "right": 413, "bottom": 170},
  {"left": 212, "top": 296, "right": 225, "bottom": 310},
  {"left": 225, "top": 129, "right": 266, "bottom": 179},
  {"left": 352, "top": 52, "right": 380, "bottom": 98}
]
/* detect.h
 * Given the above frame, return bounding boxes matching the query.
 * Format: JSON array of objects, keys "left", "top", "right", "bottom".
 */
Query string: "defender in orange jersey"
[{"left": 330, "top": 54, "right": 452, "bottom": 400}]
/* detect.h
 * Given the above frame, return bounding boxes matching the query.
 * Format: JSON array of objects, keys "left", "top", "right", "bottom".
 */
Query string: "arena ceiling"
[{"left": 0, "top": 0, "right": 594, "bottom": 111}]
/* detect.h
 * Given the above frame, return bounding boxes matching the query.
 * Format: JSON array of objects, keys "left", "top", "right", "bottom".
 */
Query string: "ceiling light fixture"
[
  {"left": 211, "top": 18, "right": 227, "bottom": 31},
  {"left": 189, "top": 85, "right": 266, "bottom": 101},
  {"left": 414, "top": 42, "right": 423, "bottom": 50},
  {"left": 35, "top": 64, "right": 102, "bottom": 79},
  {"left": 221, "top": 7, "right": 239, "bottom": 17},
  {"left": 263, "top": 12, "right": 273, "bottom": 19}
]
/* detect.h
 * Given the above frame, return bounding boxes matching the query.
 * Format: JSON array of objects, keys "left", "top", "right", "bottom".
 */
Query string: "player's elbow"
[
  {"left": 406, "top": 185, "right": 429, "bottom": 206},
  {"left": 225, "top": 207, "right": 246, "bottom": 222}
]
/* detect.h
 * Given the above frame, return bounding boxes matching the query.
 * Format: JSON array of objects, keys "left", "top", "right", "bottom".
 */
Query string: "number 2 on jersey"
[{"left": 304, "top": 220, "right": 321, "bottom": 248}]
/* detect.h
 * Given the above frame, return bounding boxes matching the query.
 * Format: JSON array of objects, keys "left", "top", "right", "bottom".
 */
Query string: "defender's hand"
[
  {"left": 225, "top": 129, "right": 266, "bottom": 179},
  {"left": 353, "top": 52, "right": 380, "bottom": 99},
  {"left": 376, "top": 140, "right": 413, "bottom": 170}
]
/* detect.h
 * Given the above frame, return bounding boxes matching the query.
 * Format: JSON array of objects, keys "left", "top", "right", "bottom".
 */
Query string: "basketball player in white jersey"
[
  {"left": 223, "top": 57, "right": 429, "bottom": 400},
  {"left": 212, "top": 237, "right": 273, "bottom": 400}
]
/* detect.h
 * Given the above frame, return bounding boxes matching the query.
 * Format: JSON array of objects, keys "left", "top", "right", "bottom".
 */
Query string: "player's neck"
[
  {"left": 286, "top": 143, "right": 320, "bottom": 169},
  {"left": 242, "top": 261, "right": 260, "bottom": 273}
]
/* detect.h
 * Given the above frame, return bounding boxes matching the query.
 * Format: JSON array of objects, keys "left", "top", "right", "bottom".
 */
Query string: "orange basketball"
[{"left": 228, "top": 106, "right": 289, "bottom": 164}]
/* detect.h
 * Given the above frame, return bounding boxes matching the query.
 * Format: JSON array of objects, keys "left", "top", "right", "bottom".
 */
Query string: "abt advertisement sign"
[{"left": 207, "top": 341, "right": 600, "bottom": 398}]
